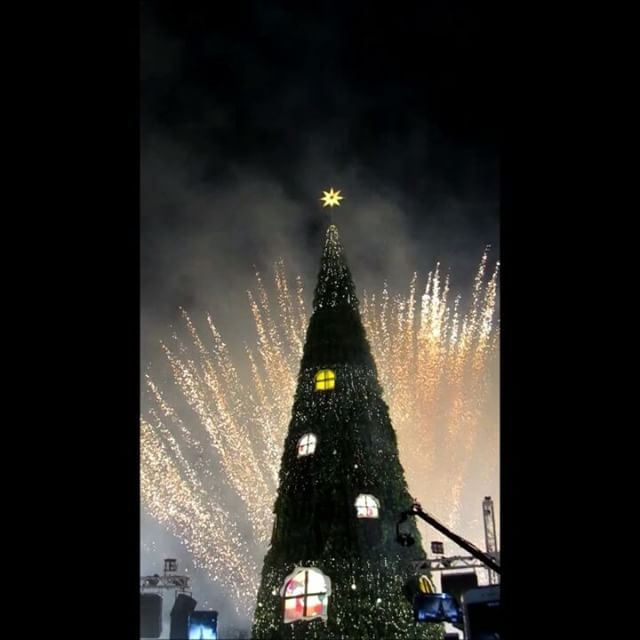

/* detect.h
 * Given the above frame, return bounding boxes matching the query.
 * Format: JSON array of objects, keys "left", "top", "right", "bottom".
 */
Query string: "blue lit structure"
[
  {"left": 413, "top": 592, "right": 462, "bottom": 623},
  {"left": 188, "top": 610, "right": 218, "bottom": 639}
]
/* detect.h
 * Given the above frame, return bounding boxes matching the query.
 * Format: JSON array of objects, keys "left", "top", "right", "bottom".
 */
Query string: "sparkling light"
[
  {"left": 362, "top": 252, "right": 500, "bottom": 532},
  {"left": 141, "top": 250, "right": 499, "bottom": 617},
  {"left": 320, "top": 188, "right": 344, "bottom": 208}
]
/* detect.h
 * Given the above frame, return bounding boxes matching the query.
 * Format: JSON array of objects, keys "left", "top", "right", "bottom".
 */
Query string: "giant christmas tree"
[{"left": 252, "top": 215, "right": 440, "bottom": 640}]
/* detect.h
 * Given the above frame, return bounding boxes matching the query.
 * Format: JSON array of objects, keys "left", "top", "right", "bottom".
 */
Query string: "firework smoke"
[{"left": 141, "top": 251, "right": 499, "bottom": 617}]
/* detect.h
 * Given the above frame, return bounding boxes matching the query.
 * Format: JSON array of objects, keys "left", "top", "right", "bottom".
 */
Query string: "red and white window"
[
  {"left": 282, "top": 567, "right": 331, "bottom": 623},
  {"left": 355, "top": 494, "right": 380, "bottom": 518},
  {"left": 297, "top": 433, "right": 317, "bottom": 457}
]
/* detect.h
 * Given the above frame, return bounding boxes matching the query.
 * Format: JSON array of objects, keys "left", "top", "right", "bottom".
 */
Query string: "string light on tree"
[{"left": 252, "top": 205, "right": 442, "bottom": 639}]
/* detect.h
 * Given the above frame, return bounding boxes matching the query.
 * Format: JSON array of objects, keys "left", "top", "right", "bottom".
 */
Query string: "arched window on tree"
[
  {"left": 297, "top": 433, "right": 317, "bottom": 457},
  {"left": 355, "top": 494, "right": 380, "bottom": 518},
  {"left": 282, "top": 567, "right": 331, "bottom": 623},
  {"left": 314, "top": 369, "right": 335, "bottom": 391}
]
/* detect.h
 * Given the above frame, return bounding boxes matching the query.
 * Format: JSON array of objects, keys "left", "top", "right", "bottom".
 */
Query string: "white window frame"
[
  {"left": 297, "top": 433, "right": 317, "bottom": 457},
  {"left": 281, "top": 566, "right": 332, "bottom": 623},
  {"left": 355, "top": 493, "right": 380, "bottom": 519}
]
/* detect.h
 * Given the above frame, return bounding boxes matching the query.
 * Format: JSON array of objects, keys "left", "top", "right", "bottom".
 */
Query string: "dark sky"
[
  {"left": 140, "top": 5, "right": 500, "bottom": 632},
  {"left": 141, "top": 0, "right": 500, "bottom": 360}
]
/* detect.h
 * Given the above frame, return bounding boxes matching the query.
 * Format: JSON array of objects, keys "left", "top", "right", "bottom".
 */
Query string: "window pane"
[
  {"left": 298, "top": 434, "right": 316, "bottom": 456},
  {"left": 305, "top": 595, "right": 327, "bottom": 618},
  {"left": 315, "top": 369, "right": 335, "bottom": 390},
  {"left": 284, "top": 596, "right": 305, "bottom": 623},
  {"left": 282, "top": 568, "right": 330, "bottom": 624},
  {"left": 306, "top": 569, "right": 327, "bottom": 594},
  {"left": 285, "top": 573, "right": 306, "bottom": 596},
  {"left": 355, "top": 494, "right": 379, "bottom": 518}
]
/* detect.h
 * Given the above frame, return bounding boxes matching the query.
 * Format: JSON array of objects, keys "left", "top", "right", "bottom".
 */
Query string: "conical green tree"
[{"left": 252, "top": 225, "right": 441, "bottom": 640}]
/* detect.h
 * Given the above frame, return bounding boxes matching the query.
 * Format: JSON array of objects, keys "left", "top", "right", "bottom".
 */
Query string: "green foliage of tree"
[{"left": 252, "top": 226, "right": 441, "bottom": 639}]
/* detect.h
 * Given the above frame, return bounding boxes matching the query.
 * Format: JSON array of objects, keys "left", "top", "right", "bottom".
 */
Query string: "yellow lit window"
[{"left": 314, "top": 369, "right": 335, "bottom": 392}]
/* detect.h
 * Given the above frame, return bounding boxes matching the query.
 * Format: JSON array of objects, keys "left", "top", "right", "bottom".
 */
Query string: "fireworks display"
[{"left": 140, "top": 252, "right": 499, "bottom": 618}]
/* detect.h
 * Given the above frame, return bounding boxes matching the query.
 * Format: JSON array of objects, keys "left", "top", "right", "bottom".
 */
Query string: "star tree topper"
[{"left": 320, "top": 187, "right": 344, "bottom": 208}]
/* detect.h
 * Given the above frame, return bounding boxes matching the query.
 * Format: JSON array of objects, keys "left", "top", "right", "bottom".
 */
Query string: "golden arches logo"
[{"left": 418, "top": 575, "right": 435, "bottom": 594}]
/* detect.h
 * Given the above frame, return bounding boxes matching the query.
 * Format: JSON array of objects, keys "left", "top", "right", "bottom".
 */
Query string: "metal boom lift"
[{"left": 397, "top": 499, "right": 501, "bottom": 577}]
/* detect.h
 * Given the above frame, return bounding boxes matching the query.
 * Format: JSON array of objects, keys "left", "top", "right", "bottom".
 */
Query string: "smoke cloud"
[{"left": 141, "top": 3, "right": 499, "bottom": 637}]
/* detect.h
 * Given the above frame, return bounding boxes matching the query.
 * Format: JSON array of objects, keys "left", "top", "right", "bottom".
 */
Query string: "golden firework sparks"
[{"left": 141, "top": 250, "right": 499, "bottom": 617}]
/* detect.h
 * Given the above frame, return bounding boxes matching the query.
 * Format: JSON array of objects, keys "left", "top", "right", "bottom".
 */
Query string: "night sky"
[
  {"left": 141, "top": 3, "right": 499, "bottom": 635},
  {"left": 141, "top": 0, "right": 499, "bottom": 362}
]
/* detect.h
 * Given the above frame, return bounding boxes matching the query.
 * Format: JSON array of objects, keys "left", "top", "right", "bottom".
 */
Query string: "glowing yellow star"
[{"left": 320, "top": 188, "right": 344, "bottom": 208}]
